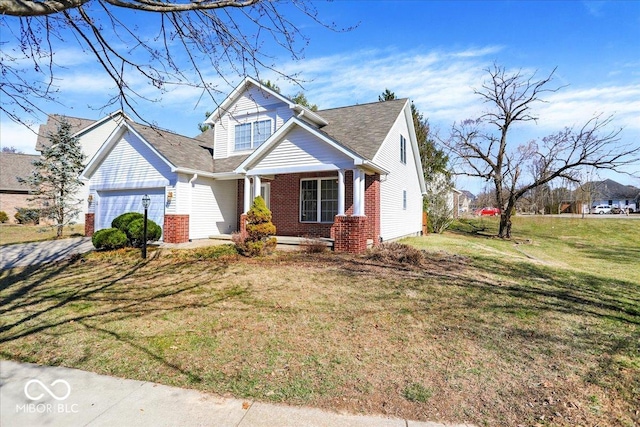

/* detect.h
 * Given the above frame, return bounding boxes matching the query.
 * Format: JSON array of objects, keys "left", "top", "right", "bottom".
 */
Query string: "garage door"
[{"left": 96, "top": 189, "right": 165, "bottom": 234}]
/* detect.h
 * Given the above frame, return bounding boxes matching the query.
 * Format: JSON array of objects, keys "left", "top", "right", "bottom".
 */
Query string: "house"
[
  {"left": 573, "top": 179, "right": 639, "bottom": 214},
  {"left": 458, "top": 190, "right": 476, "bottom": 215},
  {"left": 0, "top": 152, "right": 41, "bottom": 223},
  {"left": 81, "top": 77, "right": 427, "bottom": 253},
  {"left": 35, "top": 111, "right": 129, "bottom": 223}
]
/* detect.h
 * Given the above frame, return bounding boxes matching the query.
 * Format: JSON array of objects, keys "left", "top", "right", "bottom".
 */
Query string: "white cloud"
[{"left": 0, "top": 120, "right": 39, "bottom": 154}]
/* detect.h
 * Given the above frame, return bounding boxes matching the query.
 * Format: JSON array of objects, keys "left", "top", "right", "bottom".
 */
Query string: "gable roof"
[
  {"left": 578, "top": 179, "right": 640, "bottom": 200},
  {"left": 235, "top": 116, "right": 388, "bottom": 175},
  {"left": 0, "top": 153, "right": 39, "bottom": 192},
  {"left": 35, "top": 111, "right": 128, "bottom": 151},
  {"left": 204, "top": 77, "right": 327, "bottom": 127},
  {"left": 317, "top": 99, "right": 409, "bottom": 160}
]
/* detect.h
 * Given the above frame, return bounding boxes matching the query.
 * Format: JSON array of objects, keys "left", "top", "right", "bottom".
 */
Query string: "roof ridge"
[{"left": 318, "top": 98, "right": 408, "bottom": 113}]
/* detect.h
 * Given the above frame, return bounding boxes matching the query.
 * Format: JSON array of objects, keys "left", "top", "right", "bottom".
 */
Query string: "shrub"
[
  {"left": 92, "top": 228, "right": 128, "bottom": 250},
  {"left": 366, "top": 242, "right": 424, "bottom": 266},
  {"left": 235, "top": 196, "right": 277, "bottom": 256},
  {"left": 14, "top": 208, "right": 40, "bottom": 225},
  {"left": 299, "top": 236, "right": 328, "bottom": 253},
  {"left": 111, "top": 212, "right": 144, "bottom": 231},
  {"left": 126, "top": 218, "right": 162, "bottom": 247},
  {"left": 0, "top": 211, "right": 8, "bottom": 223}
]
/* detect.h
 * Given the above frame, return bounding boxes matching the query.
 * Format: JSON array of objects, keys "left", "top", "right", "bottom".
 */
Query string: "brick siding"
[
  {"left": 84, "top": 213, "right": 95, "bottom": 237},
  {"left": 235, "top": 172, "right": 381, "bottom": 253},
  {"left": 163, "top": 214, "right": 189, "bottom": 243}
]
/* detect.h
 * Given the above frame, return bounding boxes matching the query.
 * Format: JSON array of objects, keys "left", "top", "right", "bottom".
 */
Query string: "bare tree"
[
  {"left": 445, "top": 64, "right": 639, "bottom": 238},
  {"left": 0, "top": 0, "right": 345, "bottom": 127}
]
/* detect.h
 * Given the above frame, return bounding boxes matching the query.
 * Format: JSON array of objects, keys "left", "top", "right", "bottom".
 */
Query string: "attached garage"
[{"left": 96, "top": 189, "right": 165, "bottom": 234}]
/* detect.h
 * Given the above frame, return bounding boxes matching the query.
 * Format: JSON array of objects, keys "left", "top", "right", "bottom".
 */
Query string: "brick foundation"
[
  {"left": 163, "top": 214, "right": 189, "bottom": 243},
  {"left": 84, "top": 213, "right": 95, "bottom": 237},
  {"left": 332, "top": 215, "right": 368, "bottom": 254}
]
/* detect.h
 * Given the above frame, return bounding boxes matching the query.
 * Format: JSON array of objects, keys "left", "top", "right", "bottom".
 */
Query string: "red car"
[{"left": 475, "top": 207, "right": 501, "bottom": 216}]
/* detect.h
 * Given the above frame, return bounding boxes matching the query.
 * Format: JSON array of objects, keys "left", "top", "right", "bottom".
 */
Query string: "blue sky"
[{"left": 2, "top": 0, "right": 639, "bottom": 193}]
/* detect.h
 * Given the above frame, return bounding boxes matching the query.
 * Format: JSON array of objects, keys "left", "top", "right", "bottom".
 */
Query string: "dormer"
[{"left": 204, "top": 77, "right": 327, "bottom": 159}]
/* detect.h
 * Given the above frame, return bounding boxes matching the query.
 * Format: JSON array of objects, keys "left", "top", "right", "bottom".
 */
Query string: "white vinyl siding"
[
  {"left": 90, "top": 131, "right": 172, "bottom": 190},
  {"left": 212, "top": 85, "right": 294, "bottom": 160},
  {"left": 373, "top": 104, "right": 423, "bottom": 241},
  {"left": 300, "top": 178, "right": 338, "bottom": 223},
  {"left": 253, "top": 127, "right": 352, "bottom": 172},
  {"left": 189, "top": 177, "right": 238, "bottom": 238}
]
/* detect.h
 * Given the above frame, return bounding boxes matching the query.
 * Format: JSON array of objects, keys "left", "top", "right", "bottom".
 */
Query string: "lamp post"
[{"left": 141, "top": 194, "right": 150, "bottom": 259}]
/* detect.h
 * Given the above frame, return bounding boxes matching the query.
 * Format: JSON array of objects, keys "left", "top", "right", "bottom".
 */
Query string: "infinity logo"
[{"left": 24, "top": 379, "right": 71, "bottom": 401}]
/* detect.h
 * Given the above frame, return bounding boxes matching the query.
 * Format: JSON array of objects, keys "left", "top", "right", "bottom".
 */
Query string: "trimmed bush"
[
  {"left": 111, "top": 212, "right": 144, "bottom": 231},
  {"left": 0, "top": 211, "right": 8, "bottom": 223},
  {"left": 92, "top": 228, "right": 128, "bottom": 250},
  {"left": 235, "top": 196, "right": 277, "bottom": 256},
  {"left": 14, "top": 208, "right": 40, "bottom": 225},
  {"left": 126, "top": 218, "right": 162, "bottom": 247}
]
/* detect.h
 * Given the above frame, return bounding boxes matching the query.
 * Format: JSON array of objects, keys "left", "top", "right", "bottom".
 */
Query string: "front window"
[
  {"left": 235, "top": 119, "right": 272, "bottom": 151},
  {"left": 300, "top": 178, "right": 338, "bottom": 223}
]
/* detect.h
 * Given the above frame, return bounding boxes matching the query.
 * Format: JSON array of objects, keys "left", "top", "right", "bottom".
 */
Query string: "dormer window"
[{"left": 235, "top": 119, "right": 272, "bottom": 151}]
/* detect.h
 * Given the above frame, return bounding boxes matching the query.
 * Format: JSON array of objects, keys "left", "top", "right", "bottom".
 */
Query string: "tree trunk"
[{"left": 498, "top": 213, "right": 512, "bottom": 238}]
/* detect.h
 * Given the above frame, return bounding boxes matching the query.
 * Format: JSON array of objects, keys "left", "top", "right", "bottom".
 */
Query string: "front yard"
[{"left": 1, "top": 217, "right": 638, "bottom": 426}]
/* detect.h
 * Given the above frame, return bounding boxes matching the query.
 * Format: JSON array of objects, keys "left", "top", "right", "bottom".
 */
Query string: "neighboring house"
[
  {"left": 81, "top": 77, "right": 427, "bottom": 252},
  {"left": 0, "top": 153, "right": 40, "bottom": 223},
  {"left": 36, "top": 111, "right": 129, "bottom": 223},
  {"left": 449, "top": 188, "right": 461, "bottom": 219},
  {"left": 458, "top": 190, "right": 476, "bottom": 215},
  {"left": 573, "top": 179, "right": 639, "bottom": 214}
]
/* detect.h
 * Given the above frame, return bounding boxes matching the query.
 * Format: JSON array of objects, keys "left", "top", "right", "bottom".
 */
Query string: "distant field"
[{"left": 1, "top": 217, "right": 638, "bottom": 426}]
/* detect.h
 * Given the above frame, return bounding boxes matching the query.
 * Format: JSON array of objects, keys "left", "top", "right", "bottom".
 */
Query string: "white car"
[{"left": 592, "top": 205, "right": 612, "bottom": 214}]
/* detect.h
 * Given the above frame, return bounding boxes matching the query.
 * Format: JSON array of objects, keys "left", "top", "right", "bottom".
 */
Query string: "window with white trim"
[
  {"left": 235, "top": 119, "right": 272, "bottom": 151},
  {"left": 300, "top": 178, "right": 338, "bottom": 223},
  {"left": 400, "top": 134, "right": 407, "bottom": 164}
]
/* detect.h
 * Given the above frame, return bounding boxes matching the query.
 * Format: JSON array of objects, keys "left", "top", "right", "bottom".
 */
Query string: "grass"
[
  {"left": 0, "top": 224, "right": 85, "bottom": 245},
  {"left": 1, "top": 217, "right": 639, "bottom": 426}
]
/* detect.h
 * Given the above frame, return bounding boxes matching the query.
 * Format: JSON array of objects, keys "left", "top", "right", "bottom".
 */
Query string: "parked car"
[
  {"left": 610, "top": 206, "right": 633, "bottom": 215},
  {"left": 475, "top": 207, "right": 501, "bottom": 216},
  {"left": 591, "top": 205, "right": 612, "bottom": 214}
]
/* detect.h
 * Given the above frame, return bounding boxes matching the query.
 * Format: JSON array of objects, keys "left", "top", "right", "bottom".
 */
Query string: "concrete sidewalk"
[{"left": 0, "top": 360, "right": 474, "bottom": 427}]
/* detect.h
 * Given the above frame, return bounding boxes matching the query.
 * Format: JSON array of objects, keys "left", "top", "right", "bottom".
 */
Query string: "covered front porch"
[{"left": 237, "top": 170, "right": 381, "bottom": 253}]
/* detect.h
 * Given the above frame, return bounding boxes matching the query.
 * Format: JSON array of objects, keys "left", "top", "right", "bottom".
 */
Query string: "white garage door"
[{"left": 96, "top": 189, "right": 165, "bottom": 234}]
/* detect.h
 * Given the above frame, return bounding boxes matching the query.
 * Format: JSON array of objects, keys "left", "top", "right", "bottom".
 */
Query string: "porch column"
[
  {"left": 359, "top": 170, "right": 366, "bottom": 214},
  {"left": 243, "top": 176, "right": 251, "bottom": 213},
  {"left": 353, "top": 169, "right": 365, "bottom": 216},
  {"left": 337, "top": 169, "right": 345, "bottom": 216},
  {"left": 252, "top": 175, "right": 261, "bottom": 203}
]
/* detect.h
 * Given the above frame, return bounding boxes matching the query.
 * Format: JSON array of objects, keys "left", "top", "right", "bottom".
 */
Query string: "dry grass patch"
[
  {"left": 0, "top": 245, "right": 638, "bottom": 427},
  {"left": 0, "top": 223, "right": 84, "bottom": 245}
]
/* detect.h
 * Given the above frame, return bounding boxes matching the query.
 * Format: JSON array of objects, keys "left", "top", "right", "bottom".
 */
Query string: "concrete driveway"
[{"left": 0, "top": 237, "right": 94, "bottom": 270}]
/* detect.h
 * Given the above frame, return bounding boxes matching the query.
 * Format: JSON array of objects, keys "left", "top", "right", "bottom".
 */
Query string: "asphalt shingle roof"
[
  {"left": 317, "top": 98, "right": 408, "bottom": 160},
  {"left": 127, "top": 122, "right": 216, "bottom": 173},
  {"left": 0, "top": 153, "right": 39, "bottom": 192}
]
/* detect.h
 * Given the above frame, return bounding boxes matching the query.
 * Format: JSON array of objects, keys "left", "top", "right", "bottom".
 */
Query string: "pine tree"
[{"left": 19, "top": 118, "right": 86, "bottom": 237}]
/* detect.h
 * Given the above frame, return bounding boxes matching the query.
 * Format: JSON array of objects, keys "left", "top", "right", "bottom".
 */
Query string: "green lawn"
[{"left": 1, "top": 217, "right": 638, "bottom": 426}]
